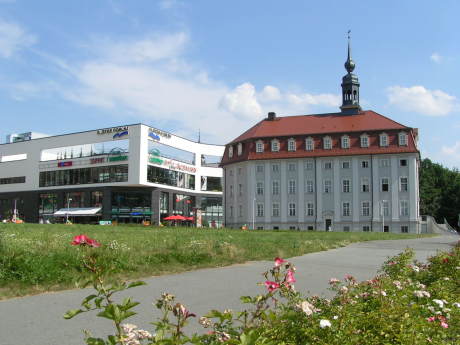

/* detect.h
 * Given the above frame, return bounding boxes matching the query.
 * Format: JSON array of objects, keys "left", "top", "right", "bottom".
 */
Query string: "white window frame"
[
  {"left": 342, "top": 202, "right": 351, "bottom": 217},
  {"left": 305, "top": 180, "right": 314, "bottom": 193},
  {"left": 361, "top": 160, "right": 369, "bottom": 168},
  {"left": 237, "top": 143, "right": 243, "bottom": 156},
  {"left": 400, "top": 200, "right": 409, "bottom": 216},
  {"left": 288, "top": 202, "right": 296, "bottom": 217},
  {"left": 398, "top": 132, "right": 408, "bottom": 146},
  {"left": 228, "top": 146, "right": 233, "bottom": 158},
  {"left": 305, "top": 137, "right": 314, "bottom": 151},
  {"left": 229, "top": 169, "right": 233, "bottom": 176},
  {"left": 257, "top": 203, "right": 264, "bottom": 217},
  {"left": 380, "top": 158, "right": 390, "bottom": 167},
  {"left": 288, "top": 138, "right": 296, "bottom": 152},
  {"left": 362, "top": 201, "right": 370, "bottom": 216},
  {"left": 229, "top": 205, "right": 233, "bottom": 218},
  {"left": 342, "top": 161, "right": 350, "bottom": 169},
  {"left": 381, "top": 177, "right": 390, "bottom": 192},
  {"left": 272, "top": 180, "right": 280, "bottom": 195},
  {"left": 238, "top": 184, "right": 243, "bottom": 196},
  {"left": 382, "top": 200, "right": 390, "bottom": 217},
  {"left": 341, "top": 135, "right": 350, "bottom": 149},
  {"left": 238, "top": 205, "right": 243, "bottom": 217},
  {"left": 342, "top": 179, "right": 351, "bottom": 193},
  {"left": 256, "top": 181, "right": 264, "bottom": 195},
  {"left": 362, "top": 225, "right": 370, "bottom": 232},
  {"left": 256, "top": 165, "right": 264, "bottom": 173},
  {"left": 288, "top": 180, "right": 296, "bottom": 194},
  {"left": 360, "top": 134, "right": 369, "bottom": 148},
  {"left": 400, "top": 176, "right": 408, "bottom": 192},
  {"left": 306, "top": 202, "right": 314, "bottom": 216},
  {"left": 323, "top": 136, "right": 332, "bottom": 150},
  {"left": 400, "top": 159, "right": 408, "bottom": 167},
  {"left": 324, "top": 161, "right": 332, "bottom": 169},
  {"left": 288, "top": 163, "right": 296, "bottom": 172},
  {"left": 229, "top": 185, "right": 233, "bottom": 197},
  {"left": 379, "top": 133, "right": 389, "bottom": 147},
  {"left": 256, "top": 140, "right": 264, "bottom": 153},
  {"left": 305, "top": 161, "right": 314, "bottom": 170},
  {"left": 401, "top": 225, "right": 409, "bottom": 233},
  {"left": 361, "top": 177, "right": 370, "bottom": 192},
  {"left": 272, "top": 203, "right": 280, "bottom": 217},
  {"left": 271, "top": 139, "right": 280, "bottom": 152},
  {"left": 324, "top": 180, "right": 332, "bottom": 193},
  {"left": 272, "top": 164, "right": 280, "bottom": 172}
]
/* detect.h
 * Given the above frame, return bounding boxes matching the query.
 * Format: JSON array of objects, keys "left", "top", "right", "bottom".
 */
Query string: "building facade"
[
  {"left": 0, "top": 124, "right": 224, "bottom": 226},
  {"left": 221, "top": 40, "right": 421, "bottom": 233}
]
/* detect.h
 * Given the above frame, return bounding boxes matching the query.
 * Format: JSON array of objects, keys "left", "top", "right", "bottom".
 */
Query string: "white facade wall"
[{"left": 224, "top": 153, "right": 420, "bottom": 233}]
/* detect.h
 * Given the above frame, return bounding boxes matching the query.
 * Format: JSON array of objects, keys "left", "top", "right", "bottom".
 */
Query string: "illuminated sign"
[
  {"left": 148, "top": 127, "right": 171, "bottom": 139},
  {"left": 97, "top": 126, "right": 129, "bottom": 135},
  {"left": 90, "top": 157, "right": 105, "bottom": 164},
  {"left": 58, "top": 161, "right": 73, "bottom": 167}
]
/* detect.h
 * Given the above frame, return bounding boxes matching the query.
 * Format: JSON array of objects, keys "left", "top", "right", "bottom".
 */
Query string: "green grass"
[{"left": 0, "top": 223, "right": 433, "bottom": 299}]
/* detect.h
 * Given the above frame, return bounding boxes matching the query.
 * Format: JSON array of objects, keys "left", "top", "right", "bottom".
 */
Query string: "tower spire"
[{"left": 340, "top": 30, "right": 361, "bottom": 115}]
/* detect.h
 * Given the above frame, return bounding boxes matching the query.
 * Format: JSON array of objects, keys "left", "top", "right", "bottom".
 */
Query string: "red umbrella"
[
  {"left": 185, "top": 216, "right": 194, "bottom": 221},
  {"left": 164, "top": 215, "right": 186, "bottom": 221}
]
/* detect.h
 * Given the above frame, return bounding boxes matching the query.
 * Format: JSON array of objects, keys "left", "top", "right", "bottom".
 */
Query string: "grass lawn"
[{"left": 0, "top": 223, "right": 433, "bottom": 299}]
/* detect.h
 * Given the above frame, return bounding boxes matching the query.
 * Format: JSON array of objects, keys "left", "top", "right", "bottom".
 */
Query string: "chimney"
[{"left": 267, "top": 112, "right": 276, "bottom": 121}]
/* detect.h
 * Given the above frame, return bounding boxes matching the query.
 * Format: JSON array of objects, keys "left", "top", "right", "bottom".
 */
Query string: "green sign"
[
  {"left": 109, "top": 155, "right": 128, "bottom": 162},
  {"left": 99, "top": 220, "right": 112, "bottom": 225},
  {"left": 149, "top": 156, "right": 163, "bottom": 164}
]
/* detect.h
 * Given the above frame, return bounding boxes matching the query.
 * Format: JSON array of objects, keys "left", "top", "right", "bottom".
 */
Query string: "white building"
[
  {"left": 220, "top": 40, "right": 421, "bottom": 233},
  {"left": 0, "top": 124, "right": 224, "bottom": 225}
]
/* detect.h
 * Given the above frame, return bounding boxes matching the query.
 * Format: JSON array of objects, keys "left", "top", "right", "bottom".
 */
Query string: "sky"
[{"left": 0, "top": 0, "right": 459, "bottom": 168}]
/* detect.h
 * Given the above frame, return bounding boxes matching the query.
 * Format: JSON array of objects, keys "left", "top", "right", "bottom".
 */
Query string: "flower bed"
[{"left": 66, "top": 235, "right": 459, "bottom": 344}]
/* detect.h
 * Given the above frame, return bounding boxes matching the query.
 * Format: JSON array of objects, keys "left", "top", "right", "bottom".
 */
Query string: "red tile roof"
[
  {"left": 221, "top": 110, "right": 419, "bottom": 167},
  {"left": 229, "top": 110, "right": 409, "bottom": 143}
]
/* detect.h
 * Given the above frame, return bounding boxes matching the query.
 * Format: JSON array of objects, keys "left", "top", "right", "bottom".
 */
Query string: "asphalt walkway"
[{"left": 0, "top": 234, "right": 457, "bottom": 345}]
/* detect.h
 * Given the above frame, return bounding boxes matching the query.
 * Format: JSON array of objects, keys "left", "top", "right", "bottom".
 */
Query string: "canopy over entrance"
[{"left": 53, "top": 207, "right": 102, "bottom": 217}]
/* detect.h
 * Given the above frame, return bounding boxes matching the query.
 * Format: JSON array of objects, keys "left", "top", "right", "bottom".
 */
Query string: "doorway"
[{"left": 325, "top": 219, "right": 332, "bottom": 231}]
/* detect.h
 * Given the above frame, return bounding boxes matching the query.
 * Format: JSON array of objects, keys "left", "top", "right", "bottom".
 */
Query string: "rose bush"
[{"left": 66, "top": 236, "right": 460, "bottom": 345}]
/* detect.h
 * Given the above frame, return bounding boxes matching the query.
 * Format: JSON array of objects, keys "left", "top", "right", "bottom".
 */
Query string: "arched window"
[
  {"left": 323, "top": 136, "right": 332, "bottom": 150},
  {"left": 341, "top": 135, "right": 350, "bottom": 149},
  {"left": 228, "top": 146, "right": 233, "bottom": 158},
  {"left": 398, "top": 132, "right": 408, "bottom": 146},
  {"left": 353, "top": 90, "right": 357, "bottom": 100},
  {"left": 379, "top": 133, "right": 389, "bottom": 147},
  {"left": 360, "top": 134, "right": 369, "bottom": 148},
  {"left": 305, "top": 137, "right": 314, "bottom": 151},
  {"left": 288, "top": 138, "right": 296, "bottom": 152},
  {"left": 237, "top": 143, "right": 243, "bottom": 156},
  {"left": 256, "top": 140, "right": 264, "bottom": 153},
  {"left": 271, "top": 139, "right": 280, "bottom": 152}
]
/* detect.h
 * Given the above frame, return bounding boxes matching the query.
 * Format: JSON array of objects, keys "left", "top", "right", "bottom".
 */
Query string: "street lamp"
[
  {"left": 252, "top": 197, "right": 256, "bottom": 230},
  {"left": 66, "top": 197, "right": 72, "bottom": 224},
  {"left": 381, "top": 200, "right": 387, "bottom": 232}
]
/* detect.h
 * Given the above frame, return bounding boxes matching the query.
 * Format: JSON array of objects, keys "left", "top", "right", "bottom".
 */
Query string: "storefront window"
[
  {"left": 91, "top": 191, "right": 103, "bottom": 207},
  {"left": 200, "top": 197, "right": 223, "bottom": 228},
  {"left": 201, "top": 176, "right": 222, "bottom": 191},
  {"left": 111, "top": 192, "right": 151, "bottom": 224},
  {"left": 39, "top": 193, "right": 58, "bottom": 215},
  {"left": 147, "top": 165, "right": 195, "bottom": 190},
  {"left": 173, "top": 194, "right": 195, "bottom": 216},
  {"left": 65, "top": 192, "right": 85, "bottom": 208}
]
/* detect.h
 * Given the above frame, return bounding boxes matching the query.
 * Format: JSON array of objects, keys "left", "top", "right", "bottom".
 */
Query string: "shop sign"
[
  {"left": 99, "top": 220, "right": 112, "bottom": 225},
  {"left": 148, "top": 127, "right": 171, "bottom": 140},
  {"left": 58, "top": 161, "right": 73, "bottom": 167},
  {"left": 90, "top": 157, "right": 105, "bottom": 164},
  {"left": 97, "top": 126, "right": 129, "bottom": 139},
  {"left": 108, "top": 155, "right": 128, "bottom": 162},
  {"left": 149, "top": 156, "right": 164, "bottom": 164},
  {"left": 162, "top": 158, "right": 196, "bottom": 173}
]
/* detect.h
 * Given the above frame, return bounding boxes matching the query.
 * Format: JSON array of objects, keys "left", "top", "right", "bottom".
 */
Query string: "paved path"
[{"left": 0, "top": 234, "right": 457, "bottom": 345}]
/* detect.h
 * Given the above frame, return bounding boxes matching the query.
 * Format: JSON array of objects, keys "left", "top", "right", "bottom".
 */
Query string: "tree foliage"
[{"left": 420, "top": 158, "right": 460, "bottom": 229}]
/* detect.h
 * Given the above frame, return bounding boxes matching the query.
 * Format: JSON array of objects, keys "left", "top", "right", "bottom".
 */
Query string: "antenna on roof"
[{"left": 198, "top": 129, "right": 201, "bottom": 143}]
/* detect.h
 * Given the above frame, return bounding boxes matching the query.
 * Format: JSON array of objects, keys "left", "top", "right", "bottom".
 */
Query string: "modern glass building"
[{"left": 0, "top": 124, "right": 224, "bottom": 226}]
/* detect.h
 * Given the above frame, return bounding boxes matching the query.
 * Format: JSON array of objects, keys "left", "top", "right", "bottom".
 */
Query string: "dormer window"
[
  {"left": 237, "top": 143, "right": 243, "bottom": 156},
  {"left": 256, "top": 140, "right": 264, "bottom": 153},
  {"left": 341, "top": 135, "right": 350, "bottom": 149},
  {"left": 271, "top": 139, "right": 280, "bottom": 152},
  {"left": 380, "top": 133, "right": 389, "bottom": 147},
  {"left": 323, "top": 136, "right": 332, "bottom": 150},
  {"left": 228, "top": 146, "right": 233, "bottom": 158},
  {"left": 360, "top": 134, "right": 369, "bottom": 148},
  {"left": 305, "top": 137, "right": 314, "bottom": 151},
  {"left": 399, "top": 132, "right": 408, "bottom": 146},
  {"left": 288, "top": 138, "right": 296, "bottom": 152}
]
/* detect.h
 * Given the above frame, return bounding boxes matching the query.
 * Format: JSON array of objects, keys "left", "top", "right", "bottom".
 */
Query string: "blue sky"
[{"left": 0, "top": 0, "right": 459, "bottom": 168}]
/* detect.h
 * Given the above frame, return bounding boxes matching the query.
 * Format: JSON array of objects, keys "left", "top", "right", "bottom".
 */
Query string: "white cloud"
[
  {"left": 159, "top": 0, "right": 182, "bottom": 10},
  {"left": 259, "top": 85, "right": 281, "bottom": 101},
  {"left": 430, "top": 52, "right": 442, "bottom": 63},
  {"left": 386, "top": 85, "right": 457, "bottom": 116},
  {"left": 0, "top": 18, "right": 36, "bottom": 58},
  {"left": 286, "top": 92, "right": 341, "bottom": 107},
  {"left": 219, "top": 83, "right": 262, "bottom": 120},
  {"left": 440, "top": 141, "right": 460, "bottom": 169}
]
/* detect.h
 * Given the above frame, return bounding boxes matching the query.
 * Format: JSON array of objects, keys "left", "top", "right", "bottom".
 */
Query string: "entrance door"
[
  {"left": 325, "top": 219, "right": 332, "bottom": 231},
  {"left": 383, "top": 225, "right": 389, "bottom": 233}
]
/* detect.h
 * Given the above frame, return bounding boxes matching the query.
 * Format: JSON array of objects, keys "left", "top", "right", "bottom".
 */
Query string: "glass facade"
[
  {"left": 0, "top": 176, "right": 25, "bottom": 184},
  {"left": 173, "top": 194, "right": 195, "bottom": 216},
  {"left": 201, "top": 197, "right": 223, "bottom": 228},
  {"left": 111, "top": 191, "right": 151, "bottom": 223},
  {"left": 200, "top": 176, "right": 222, "bottom": 192},
  {"left": 147, "top": 165, "right": 195, "bottom": 190},
  {"left": 39, "top": 165, "right": 128, "bottom": 187},
  {"left": 39, "top": 193, "right": 58, "bottom": 215}
]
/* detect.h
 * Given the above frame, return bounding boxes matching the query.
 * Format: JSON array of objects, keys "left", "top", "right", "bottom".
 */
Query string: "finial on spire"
[{"left": 344, "top": 30, "right": 355, "bottom": 73}]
